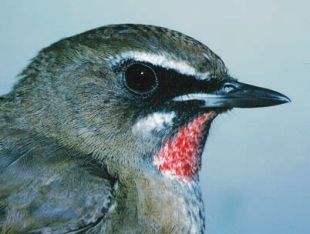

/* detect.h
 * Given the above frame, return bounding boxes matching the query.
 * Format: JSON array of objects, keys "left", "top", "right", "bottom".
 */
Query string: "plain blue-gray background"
[{"left": 0, "top": 1, "right": 309, "bottom": 233}]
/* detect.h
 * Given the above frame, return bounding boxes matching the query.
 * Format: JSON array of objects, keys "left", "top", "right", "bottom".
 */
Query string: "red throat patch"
[{"left": 154, "top": 112, "right": 216, "bottom": 180}]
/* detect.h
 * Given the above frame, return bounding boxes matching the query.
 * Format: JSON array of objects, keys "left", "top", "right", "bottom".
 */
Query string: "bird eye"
[{"left": 124, "top": 63, "right": 158, "bottom": 95}]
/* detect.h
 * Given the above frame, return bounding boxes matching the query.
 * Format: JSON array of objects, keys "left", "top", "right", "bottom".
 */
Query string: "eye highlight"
[{"left": 124, "top": 63, "right": 158, "bottom": 95}]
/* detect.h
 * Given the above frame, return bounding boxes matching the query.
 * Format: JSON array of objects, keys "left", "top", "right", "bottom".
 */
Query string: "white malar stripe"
[
  {"left": 173, "top": 93, "right": 219, "bottom": 102},
  {"left": 108, "top": 51, "right": 210, "bottom": 80},
  {"left": 132, "top": 111, "right": 176, "bottom": 136},
  {"left": 173, "top": 93, "right": 223, "bottom": 107}
]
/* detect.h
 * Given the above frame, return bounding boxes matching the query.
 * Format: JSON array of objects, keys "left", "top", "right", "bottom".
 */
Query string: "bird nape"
[{"left": 0, "top": 24, "right": 290, "bottom": 233}]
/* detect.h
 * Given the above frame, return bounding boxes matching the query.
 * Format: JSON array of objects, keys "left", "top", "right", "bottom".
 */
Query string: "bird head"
[{"left": 13, "top": 24, "right": 290, "bottom": 182}]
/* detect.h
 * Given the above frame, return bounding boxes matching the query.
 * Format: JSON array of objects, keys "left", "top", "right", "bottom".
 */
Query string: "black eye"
[{"left": 124, "top": 63, "right": 158, "bottom": 95}]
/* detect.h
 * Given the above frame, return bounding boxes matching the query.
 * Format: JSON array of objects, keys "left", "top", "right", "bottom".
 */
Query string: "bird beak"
[{"left": 173, "top": 80, "right": 291, "bottom": 108}]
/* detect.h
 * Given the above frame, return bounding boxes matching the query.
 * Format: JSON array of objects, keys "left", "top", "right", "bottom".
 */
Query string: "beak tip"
[{"left": 277, "top": 94, "right": 291, "bottom": 104}]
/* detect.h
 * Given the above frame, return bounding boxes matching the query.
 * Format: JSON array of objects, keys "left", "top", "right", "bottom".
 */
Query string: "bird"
[{"left": 0, "top": 24, "right": 290, "bottom": 233}]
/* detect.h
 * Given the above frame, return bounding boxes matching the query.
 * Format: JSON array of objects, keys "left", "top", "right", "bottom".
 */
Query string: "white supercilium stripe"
[{"left": 108, "top": 51, "right": 210, "bottom": 80}]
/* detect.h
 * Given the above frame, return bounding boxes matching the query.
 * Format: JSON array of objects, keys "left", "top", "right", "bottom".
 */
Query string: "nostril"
[{"left": 223, "top": 83, "right": 238, "bottom": 93}]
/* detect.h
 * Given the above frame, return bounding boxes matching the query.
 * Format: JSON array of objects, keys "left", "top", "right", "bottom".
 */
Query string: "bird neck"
[{"left": 110, "top": 172, "right": 205, "bottom": 233}]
